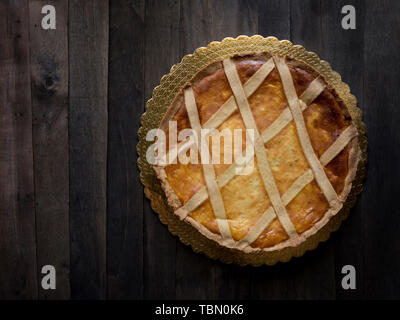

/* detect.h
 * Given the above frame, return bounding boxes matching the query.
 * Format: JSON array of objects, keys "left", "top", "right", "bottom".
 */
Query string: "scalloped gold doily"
[{"left": 137, "top": 35, "right": 367, "bottom": 266}]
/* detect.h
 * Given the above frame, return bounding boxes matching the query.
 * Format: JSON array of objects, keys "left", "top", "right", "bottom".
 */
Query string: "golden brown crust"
[{"left": 153, "top": 52, "right": 360, "bottom": 252}]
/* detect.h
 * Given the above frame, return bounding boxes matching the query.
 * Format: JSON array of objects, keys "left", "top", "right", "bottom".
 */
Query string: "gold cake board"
[{"left": 137, "top": 35, "right": 367, "bottom": 266}]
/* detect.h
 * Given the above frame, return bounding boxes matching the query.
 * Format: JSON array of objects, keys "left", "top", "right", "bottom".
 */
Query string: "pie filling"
[{"left": 156, "top": 54, "right": 357, "bottom": 250}]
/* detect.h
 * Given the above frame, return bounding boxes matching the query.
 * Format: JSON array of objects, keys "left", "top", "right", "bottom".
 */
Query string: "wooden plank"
[
  {"left": 249, "top": 0, "right": 294, "bottom": 300},
  {"left": 176, "top": 0, "right": 217, "bottom": 300},
  {"left": 179, "top": 0, "right": 257, "bottom": 300},
  {"left": 250, "top": 0, "right": 337, "bottom": 300},
  {"left": 257, "top": 0, "right": 290, "bottom": 40},
  {"left": 250, "top": 244, "right": 337, "bottom": 299},
  {"left": 29, "top": 0, "right": 70, "bottom": 300},
  {"left": 107, "top": 0, "right": 144, "bottom": 299},
  {"left": 362, "top": 0, "right": 400, "bottom": 299},
  {"left": 290, "top": 0, "right": 324, "bottom": 54},
  {"left": 0, "top": 0, "right": 38, "bottom": 299},
  {"left": 319, "top": 0, "right": 366, "bottom": 299},
  {"left": 283, "top": 0, "right": 336, "bottom": 300},
  {"left": 69, "top": 0, "right": 109, "bottom": 299},
  {"left": 180, "top": 0, "right": 258, "bottom": 48},
  {"left": 143, "top": 0, "right": 180, "bottom": 299}
]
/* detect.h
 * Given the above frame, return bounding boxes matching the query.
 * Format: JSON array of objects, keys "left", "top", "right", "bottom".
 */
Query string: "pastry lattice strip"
[
  {"left": 184, "top": 87, "right": 232, "bottom": 240},
  {"left": 176, "top": 124, "right": 357, "bottom": 245},
  {"left": 274, "top": 56, "right": 339, "bottom": 207},
  {"left": 159, "top": 59, "right": 324, "bottom": 166},
  {"left": 239, "top": 125, "right": 357, "bottom": 246},
  {"left": 175, "top": 73, "right": 326, "bottom": 220},
  {"left": 170, "top": 56, "right": 356, "bottom": 245},
  {"left": 159, "top": 58, "right": 275, "bottom": 166},
  {"left": 223, "top": 58, "right": 298, "bottom": 238}
]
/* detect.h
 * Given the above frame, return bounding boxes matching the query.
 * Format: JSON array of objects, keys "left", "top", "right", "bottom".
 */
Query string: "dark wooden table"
[{"left": 0, "top": 0, "right": 399, "bottom": 300}]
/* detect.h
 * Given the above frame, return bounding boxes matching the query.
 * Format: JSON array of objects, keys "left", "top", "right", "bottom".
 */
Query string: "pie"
[{"left": 153, "top": 52, "right": 359, "bottom": 252}]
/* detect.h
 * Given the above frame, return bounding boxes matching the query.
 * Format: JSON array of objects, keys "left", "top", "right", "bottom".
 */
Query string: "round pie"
[{"left": 153, "top": 52, "right": 359, "bottom": 252}]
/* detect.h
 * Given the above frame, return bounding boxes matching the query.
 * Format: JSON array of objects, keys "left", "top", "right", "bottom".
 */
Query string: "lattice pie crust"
[{"left": 153, "top": 52, "right": 359, "bottom": 252}]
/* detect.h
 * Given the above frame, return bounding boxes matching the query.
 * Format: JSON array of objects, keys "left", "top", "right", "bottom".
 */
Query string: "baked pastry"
[{"left": 153, "top": 52, "right": 359, "bottom": 252}]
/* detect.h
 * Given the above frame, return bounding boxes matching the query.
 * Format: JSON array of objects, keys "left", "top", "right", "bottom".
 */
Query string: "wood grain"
[
  {"left": 0, "top": 0, "right": 37, "bottom": 299},
  {"left": 287, "top": 0, "right": 336, "bottom": 300},
  {"left": 363, "top": 0, "right": 400, "bottom": 299},
  {"left": 250, "top": 0, "right": 294, "bottom": 300},
  {"left": 208, "top": 0, "right": 258, "bottom": 300},
  {"left": 69, "top": 0, "right": 109, "bottom": 299},
  {"left": 143, "top": 0, "right": 180, "bottom": 299},
  {"left": 175, "top": 0, "right": 258, "bottom": 300},
  {"left": 107, "top": 0, "right": 145, "bottom": 299},
  {"left": 0, "top": 0, "right": 400, "bottom": 300},
  {"left": 177, "top": 0, "right": 218, "bottom": 300},
  {"left": 319, "top": 0, "right": 366, "bottom": 300},
  {"left": 257, "top": 0, "right": 290, "bottom": 40},
  {"left": 29, "top": 0, "right": 70, "bottom": 300}
]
